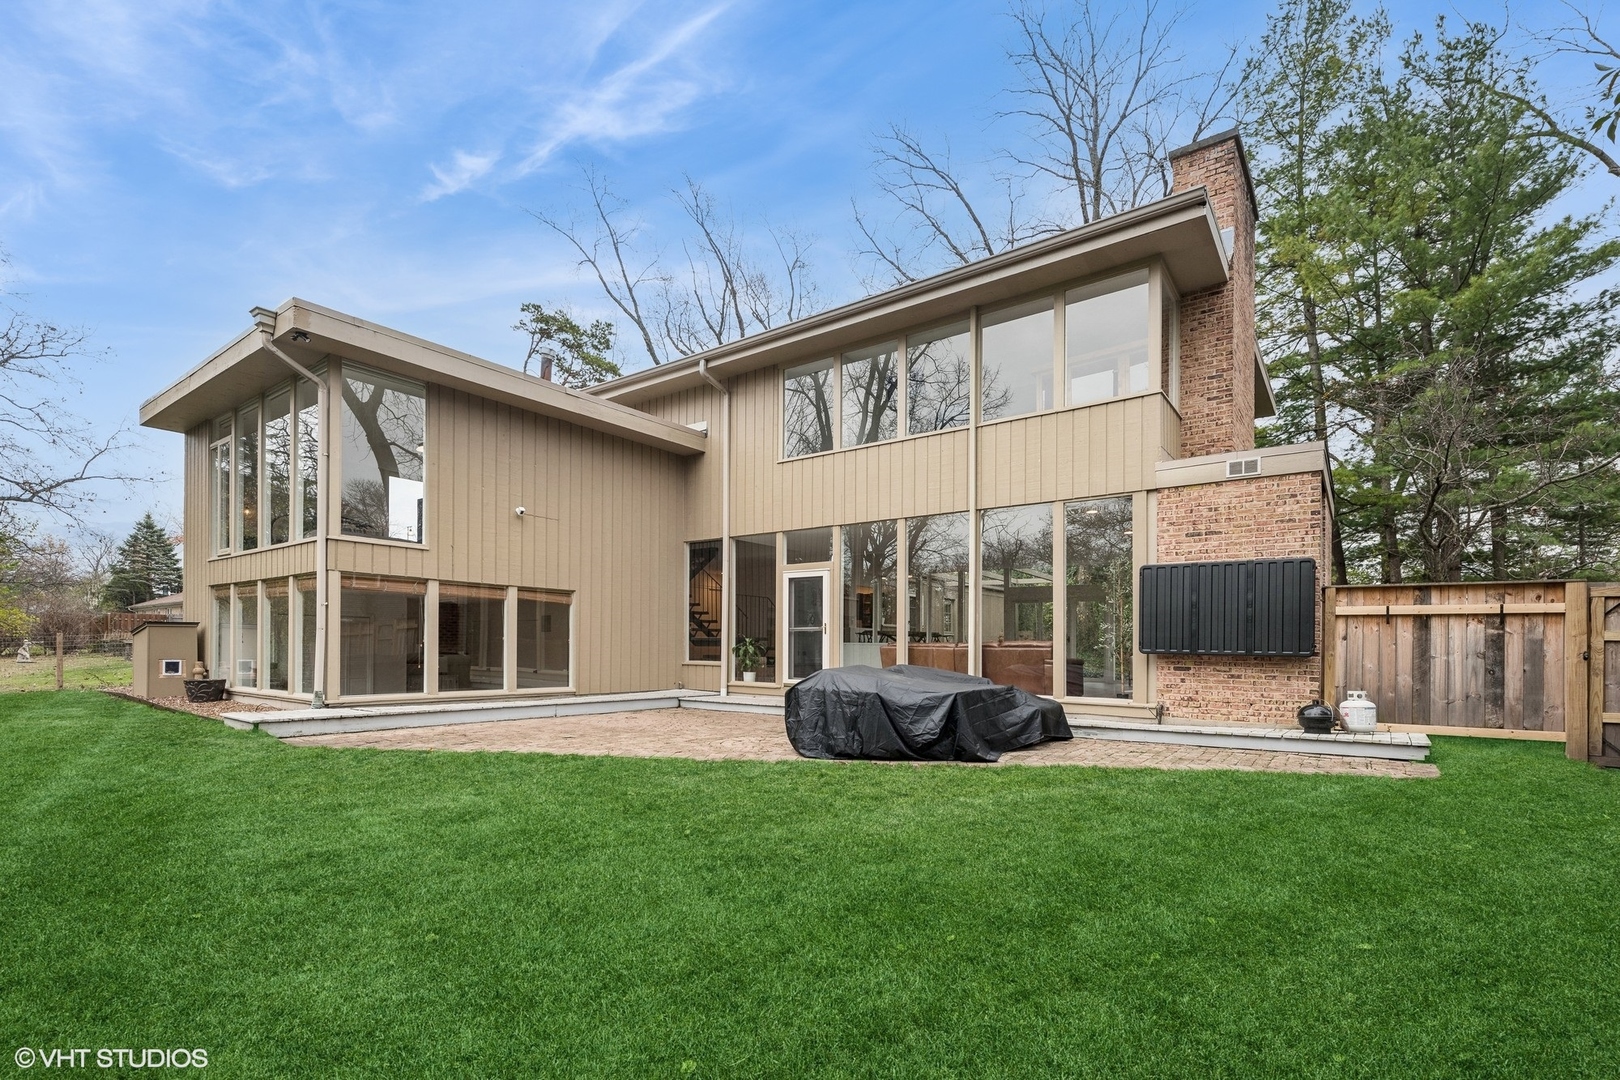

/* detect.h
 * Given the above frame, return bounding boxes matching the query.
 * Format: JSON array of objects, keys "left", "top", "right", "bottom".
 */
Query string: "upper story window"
[
  {"left": 980, "top": 299, "right": 1055, "bottom": 421},
  {"left": 1065, "top": 271, "right": 1150, "bottom": 407},
  {"left": 340, "top": 363, "right": 426, "bottom": 544},
  {"left": 906, "top": 321, "right": 970, "bottom": 435},
  {"left": 841, "top": 342, "right": 899, "bottom": 447},
  {"left": 783, "top": 359, "right": 834, "bottom": 458},
  {"left": 211, "top": 377, "right": 321, "bottom": 556},
  {"left": 779, "top": 267, "right": 1168, "bottom": 454}
]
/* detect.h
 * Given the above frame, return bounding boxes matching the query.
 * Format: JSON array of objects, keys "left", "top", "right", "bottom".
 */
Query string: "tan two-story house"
[{"left": 140, "top": 131, "right": 1332, "bottom": 726}]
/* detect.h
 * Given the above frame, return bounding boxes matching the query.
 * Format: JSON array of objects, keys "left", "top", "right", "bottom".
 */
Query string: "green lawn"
[
  {"left": 2, "top": 693, "right": 1617, "bottom": 1078},
  {"left": 0, "top": 653, "right": 131, "bottom": 692}
]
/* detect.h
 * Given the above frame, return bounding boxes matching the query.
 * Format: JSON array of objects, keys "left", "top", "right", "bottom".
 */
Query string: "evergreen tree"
[
  {"left": 512, "top": 304, "right": 621, "bottom": 388},
  {"left": 101, "top": 513, "right": 182, "bottom": 610},
  {"left": 1250, "top": 10, "right": 1620, "bottom": 582}
]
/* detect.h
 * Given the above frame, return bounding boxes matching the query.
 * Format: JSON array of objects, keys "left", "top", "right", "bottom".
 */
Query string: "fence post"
[
  {"left": 1565, "top": 581, "right": 1589, "bottom": 762},
  {"left": 1320, "top": 585, "right": 1337, "bottom": 704},
  {"left": 55, "top": 632, "right": 64, "bottom": 690}
]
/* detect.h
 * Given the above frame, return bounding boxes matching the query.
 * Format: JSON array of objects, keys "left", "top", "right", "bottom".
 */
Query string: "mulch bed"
[{"left": 102, "top": 688, "right": 276, "bottom": 721}]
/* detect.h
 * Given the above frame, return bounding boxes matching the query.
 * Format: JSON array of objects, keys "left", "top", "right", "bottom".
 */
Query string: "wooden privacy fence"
[{"left": 1322, "top": 581, "right": 1585, "bottom": 740}]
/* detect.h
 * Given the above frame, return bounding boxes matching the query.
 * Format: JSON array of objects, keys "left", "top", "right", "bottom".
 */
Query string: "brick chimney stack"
[{"left": 1168, "top": 130, "right": 1259, "bottom": 456}]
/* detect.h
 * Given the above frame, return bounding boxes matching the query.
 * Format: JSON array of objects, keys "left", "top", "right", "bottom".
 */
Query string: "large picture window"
[
  {"left": 1064, "top": 497, "right": 1134, "bottom": 699},
  {"left": 438, "top": 584, "right": 505, "bottom": 692},
  {"left": 906, "top": 322, "right": 972, "bottom": 434},
  {"left": 783, "top": 359, "right": 834, "bottom": 458},
  {"left": 517, "top": 590, "right": 571, "bottom": 689},
  {"left": 1065, "top": 272, "right": 1150, "bottom": 407},
  {"left": 907, "top": 513, "right": 970, "bottom": 673},
  {"left": 840, "top": 343, "right": 898, "bottom": 447},
  {"left": 688, "top": 540, "right": 723, "bottom": 662},
  {"left": 841, "top": 520, "right": 897, "bottom": 668},
  {"left": 340, "top": 575, "right": 425, "bottom": 695},
  {"left": 341, "top": 364, "right": 426, "bottom": 543},
  {"left": 980, "top": 504, "right": 1053, "bottom": 695},
  {"left": 980, "top": 300, "right": 1054, "bottom": 421},
  {"left": 207, "top": 376, "right": 320, "bottom": 556}
]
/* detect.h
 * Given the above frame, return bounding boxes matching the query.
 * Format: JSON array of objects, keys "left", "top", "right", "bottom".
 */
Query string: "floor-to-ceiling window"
[
  {"left": 234, "top": 584, "right": 259, "bottom": 688},
  {"left": 297, "top": 576, "right": 317, "bottom": 694},
  {"left": 340, "top": 575, "right": 425, "bottom": 695},
  {"left": 907, "top": 513, "right": 970, "bottom": 673},
  {"left": 1064, "top": 497, "right": 1134, "bottom": 699},
  {"left": 733, "top": 534, "right": 779, "bottom": 682},
  {"left": 980, "top": 504, "right": 1054, "bottom": 695},
  {"left": 841, "top": 520, "right": 897, "bottom": 668},
  {"left": 263, "top": 388, "right": 293, "bottom": 546},
  {"left": 235, "top": 402, "right": 260, "bottom": 551},
  {"left": 265, "top": 579, "right": 290, "bottom": 691},
  {"left": 212, "top": 586, "right": 230, "bottom": 679},
  {"left": 438, "top": 584, "right": 505, "bottom": 692},
  {"left": 340, "top": 364, "right": 426, "bottom": 543},
  {"left": 516, "top": 590, "right": 571, "bottom": 689}
]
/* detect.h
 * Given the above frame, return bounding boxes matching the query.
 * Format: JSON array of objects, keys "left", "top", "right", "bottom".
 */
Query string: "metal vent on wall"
[
  {"left": 1226, "top": 456, "right": 1261, "bottom": 478},
  {"left": 1139, "top": 558, "right": 1317, "bottom": 657}
]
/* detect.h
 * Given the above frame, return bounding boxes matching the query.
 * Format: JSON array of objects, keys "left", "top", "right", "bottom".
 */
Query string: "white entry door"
[{"left": 784, "top": 571, "right": 828, "bottom": 681}]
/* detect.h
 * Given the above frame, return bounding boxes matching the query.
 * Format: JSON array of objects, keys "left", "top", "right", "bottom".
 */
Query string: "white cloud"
[
  {"left": 517, "top": 4, "right": 731, "bottom": 173},
  {"left": 421, "top": 149, "right": 500, "bottom": 202}
]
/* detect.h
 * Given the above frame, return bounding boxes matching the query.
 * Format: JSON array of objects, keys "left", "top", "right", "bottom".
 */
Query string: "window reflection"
[
  {"left": 783, "top": 359, "right": 834, "bottom": 458},
  {"left": 1064, "top": 497, "right": 1134, "bottom": 699},
  {"left": 980, "top": 300, "right": 1053, "bottom": 421},
  {"left": 906, "top": 322, "right": 972, "bottom": 434},
  {"left": 1065, "top": 273, "right": 1150, "bottom": 406},
  {"left": 906, "top": 513, "right": 970, "bottom": 673},
  {"left": 842, "top": 520, "right": 898, "bottom": 668},
  {"left": 980, "top": 504, "right": 1053, "bottom": 695},
  {"left": 340, "top": 365, "right": 426, "bottom": 543},
  {"left": 841, "top": 343, "right": 898, "bottom": 447}
]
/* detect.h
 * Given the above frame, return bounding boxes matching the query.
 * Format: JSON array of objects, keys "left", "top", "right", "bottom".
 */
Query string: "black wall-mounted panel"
[{"left": 1138, "top": 558, "right": 1317, "bottom": 657}]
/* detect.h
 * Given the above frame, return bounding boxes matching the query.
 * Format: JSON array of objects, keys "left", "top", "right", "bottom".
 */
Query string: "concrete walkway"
[{"left": 282, "top": 708, "right": 1439, "bottom": 778}]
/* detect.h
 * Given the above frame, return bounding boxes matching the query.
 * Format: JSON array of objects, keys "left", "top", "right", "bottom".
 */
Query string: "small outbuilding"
[{"left": 131, "top": 621, "right": 200, "bottom": 699}]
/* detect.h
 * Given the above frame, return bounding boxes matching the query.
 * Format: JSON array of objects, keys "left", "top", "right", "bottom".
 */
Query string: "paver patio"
[{"left": 282, "top": 707, "right": 1440, "bottom": 777}]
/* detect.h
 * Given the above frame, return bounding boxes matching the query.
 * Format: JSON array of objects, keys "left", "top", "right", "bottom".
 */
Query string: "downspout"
[
  {"left": 697, "top": 357, "right": 730, "bottom": 698},
  {"left": 259, "top": 328, "right": 330, "bottom": 708}
]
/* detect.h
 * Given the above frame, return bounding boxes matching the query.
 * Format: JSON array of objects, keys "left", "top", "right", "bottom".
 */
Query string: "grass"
[
  {"left": 0, "top": 653, "right": 131, "bottom": 692},
  {"left": 1, "top": 693, "right": 1617, "bottom": 1078}
]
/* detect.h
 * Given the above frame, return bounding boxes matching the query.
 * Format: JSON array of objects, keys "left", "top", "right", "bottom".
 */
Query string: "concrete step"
[{"left": 1067, "top": 716, "right": 1430, "bottom": 761}]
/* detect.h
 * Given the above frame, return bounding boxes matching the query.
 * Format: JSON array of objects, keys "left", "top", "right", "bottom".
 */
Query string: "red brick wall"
[
  {"left": 1154, "top": 471, "right": 1329, "bottom": 725},
  {"left": 1170, "top": 135, "right": 1257, "bottom": 457}
]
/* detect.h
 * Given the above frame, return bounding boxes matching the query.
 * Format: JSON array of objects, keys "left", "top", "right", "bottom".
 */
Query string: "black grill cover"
[{"left": 784, "top": 664, "right": 1072, "bottom": 763}]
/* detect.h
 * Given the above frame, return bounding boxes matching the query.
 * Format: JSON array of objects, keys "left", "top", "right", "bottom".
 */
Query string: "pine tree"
[{"left": 101, "top": 513, "right": 182, "bottom": 611}]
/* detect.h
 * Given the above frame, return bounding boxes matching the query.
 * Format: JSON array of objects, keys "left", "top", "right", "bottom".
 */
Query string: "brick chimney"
[{"left": 1168, "top": 130, "right": 1258, "bottom": 456}]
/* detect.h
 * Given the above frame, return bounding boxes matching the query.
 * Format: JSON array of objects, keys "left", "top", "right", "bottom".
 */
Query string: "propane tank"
[{"left": 1338, "top": 690, "right": 1378, "bottom": 733}]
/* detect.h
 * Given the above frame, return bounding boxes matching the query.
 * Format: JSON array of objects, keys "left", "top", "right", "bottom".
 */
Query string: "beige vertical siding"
[
  {"left": 182, "top": 423, "right": 212, "bottom": 628},
  {"left": 640, "top": 383, "right": 723, "bottom": 539}
]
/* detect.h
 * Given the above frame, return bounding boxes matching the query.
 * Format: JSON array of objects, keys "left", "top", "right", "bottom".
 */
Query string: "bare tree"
[
  {"left": 1488, "top": 3, "right": 1620, "bottom": 179},
  {"left": 0, "top": 252, "right": 135, "bottom": 528},
  {"left": 534, "top": 170, "right": 819, "bottom": 368},
  {"left": 855, "top": 1, "right": 1238, "bottom": 285}
]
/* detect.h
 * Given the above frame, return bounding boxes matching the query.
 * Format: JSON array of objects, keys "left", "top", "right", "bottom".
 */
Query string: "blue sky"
[{"left": 0, "top": 0, "right": 1604, "bottom": 543}]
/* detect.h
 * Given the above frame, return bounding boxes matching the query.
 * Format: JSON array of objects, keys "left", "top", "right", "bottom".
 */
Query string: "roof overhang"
[
  {"left": 595, "top": 188, "right": 1229, "bottom": 406},
  {"left": 139, "top": 300, "right": 708, "bottom": 456}
]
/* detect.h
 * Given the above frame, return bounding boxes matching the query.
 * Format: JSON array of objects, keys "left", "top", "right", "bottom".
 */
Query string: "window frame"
[
  {"left": 338, "top": 360, "right": 429, "bottom": 546},
  {"left": 207, "top": 371, "right": 324, "bottom": 558}
]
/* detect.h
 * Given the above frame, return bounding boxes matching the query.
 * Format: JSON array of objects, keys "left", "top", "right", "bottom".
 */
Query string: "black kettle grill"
[{"left": 1297, "top": 699, "right": 1337, "bottom": 733}]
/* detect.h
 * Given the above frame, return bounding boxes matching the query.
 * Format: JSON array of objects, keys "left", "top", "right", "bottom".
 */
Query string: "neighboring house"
[
  {"left": 128, "top": 593, "right": 186, "bottom": 621},
  {"left": 139, "top": 131, "right": 1331, "bottom": 724}
]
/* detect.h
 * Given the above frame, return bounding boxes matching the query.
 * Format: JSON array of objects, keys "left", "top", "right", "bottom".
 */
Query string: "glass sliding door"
[
  {"left": 786, "top": 571, "right": 828, "bottom": 681},
  {"left": 907, "top": 513, "right": 970, "bottom": 673},
  {"left": 980, "top": 504, "right": 1054, "bottom": 695},
  {"left": 732, "top": 534, "right": 778, "bottom": 683},
  {"left": 1064, "top": 497, "right": 1134, "bottom": 699},
  {"left": 842, "top": 520, "right": 897, "bottom": 668}
]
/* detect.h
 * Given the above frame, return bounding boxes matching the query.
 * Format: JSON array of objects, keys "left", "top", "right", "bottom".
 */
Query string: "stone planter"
[{"left": 183, "top": 679, "right": 227, "bottom": 703}]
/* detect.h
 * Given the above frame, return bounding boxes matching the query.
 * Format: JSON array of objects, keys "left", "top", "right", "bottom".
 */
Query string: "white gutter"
[
  {"left": 696, "top": 356, "right": 730, "bottom": 697},
  {"left": 258, "top": 327, "right": 331, "bottom": 708}
]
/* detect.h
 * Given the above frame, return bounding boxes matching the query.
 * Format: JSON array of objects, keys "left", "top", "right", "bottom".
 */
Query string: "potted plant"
[{"left": 733, "top": 637, "right": 765, "bottom": 683}]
